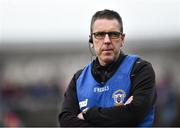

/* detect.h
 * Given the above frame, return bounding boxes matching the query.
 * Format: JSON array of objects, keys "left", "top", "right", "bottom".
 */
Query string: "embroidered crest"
[{"left": 112, "top": 90, "right": 126, "bottom": 106}]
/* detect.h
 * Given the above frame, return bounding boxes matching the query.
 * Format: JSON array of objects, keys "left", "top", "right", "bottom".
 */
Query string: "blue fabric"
[{"left": 76, "top": 55, "right": 154, "bottom": 126}]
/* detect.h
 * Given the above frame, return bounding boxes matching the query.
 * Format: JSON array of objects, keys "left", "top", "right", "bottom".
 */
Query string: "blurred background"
[{"left": 0, "top": 0, "right": 180, "bottom": 127}]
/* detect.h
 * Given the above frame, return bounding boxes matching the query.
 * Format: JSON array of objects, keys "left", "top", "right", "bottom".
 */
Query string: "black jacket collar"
[{"left": 92, "top": 51, "right": 126, "bottom": 84}]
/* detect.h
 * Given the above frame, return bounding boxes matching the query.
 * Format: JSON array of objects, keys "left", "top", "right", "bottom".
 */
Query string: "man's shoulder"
[
  {"left": 131, "top": 56, "right": 154, "bottom": 74},
  {"left": 74, "top": 62, "right": 93, "bottom": 80},
  {"left": 74, "top": 69, "right": 83, "bottom": 80},
  {"left": 134, "top": 57, "right": 152, "bottom": 67}
]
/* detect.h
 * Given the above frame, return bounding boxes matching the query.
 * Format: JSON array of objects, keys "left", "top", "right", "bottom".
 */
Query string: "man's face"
[{"left": 91, "top": 19, "right": 125, "bottom": 66}]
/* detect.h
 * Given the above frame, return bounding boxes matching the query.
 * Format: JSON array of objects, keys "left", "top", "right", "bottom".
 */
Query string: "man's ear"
[
  {"left": 121, "top": 33, "right": 125, "bottom": 40},
  {"left": 89, "top": 35, "right": 93, "bottom": 43},
  {"left": 121, "top": 33, "right": 125, "bottom": 47}
]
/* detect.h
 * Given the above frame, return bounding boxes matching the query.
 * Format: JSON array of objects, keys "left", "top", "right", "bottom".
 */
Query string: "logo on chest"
[{"left": 112, "top": 90, "right": 126, "bottom": 106}]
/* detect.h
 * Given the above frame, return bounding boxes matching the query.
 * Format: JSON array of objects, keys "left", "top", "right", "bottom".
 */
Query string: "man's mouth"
[{"left": 102, "top": 49, "right": 113, "bottom": 51}]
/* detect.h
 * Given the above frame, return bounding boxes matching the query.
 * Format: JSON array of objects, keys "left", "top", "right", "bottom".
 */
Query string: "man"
[{"left": 58, "top": 9, "right": 156, "bottom": 127}]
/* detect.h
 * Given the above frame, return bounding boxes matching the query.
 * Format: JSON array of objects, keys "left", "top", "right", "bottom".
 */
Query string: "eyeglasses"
[{"left": 92, "top": 31, "right": 122, "bottom": 40}]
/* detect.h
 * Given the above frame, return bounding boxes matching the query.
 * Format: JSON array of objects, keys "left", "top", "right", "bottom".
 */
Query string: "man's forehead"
[{"left": 92, "top": 19, "right": 120, "bottom": 31}]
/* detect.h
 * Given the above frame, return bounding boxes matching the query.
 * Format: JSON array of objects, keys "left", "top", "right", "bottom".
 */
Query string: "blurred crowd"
[
  {"left": 0, "top": 80, "right": 63, "bottom": 127},
  {"left": 154, "top": 70, "right": 180, "bottom": 126}
]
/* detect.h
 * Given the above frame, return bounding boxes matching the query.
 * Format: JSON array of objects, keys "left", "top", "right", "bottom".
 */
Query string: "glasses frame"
[{"left": 92, "top": 31, "right": 122, "bottom": 40}]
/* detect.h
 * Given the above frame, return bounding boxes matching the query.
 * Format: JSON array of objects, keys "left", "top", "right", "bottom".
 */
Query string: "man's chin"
[{"left": 102, "top": 58, "right": 115, "bottom": 65}]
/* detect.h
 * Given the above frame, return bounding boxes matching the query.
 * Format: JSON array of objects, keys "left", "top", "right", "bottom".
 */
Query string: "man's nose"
[{"left": 103, "top": 34, "right": 111, "bottom": 43}]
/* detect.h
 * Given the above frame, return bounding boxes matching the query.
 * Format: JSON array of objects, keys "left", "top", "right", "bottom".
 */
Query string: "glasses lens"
[
  {"left": 108, "top": 32, "right": 121, "bottom": 39},
  {"left": 94, "top": 32, "right": 106, "bottom": 39}
]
